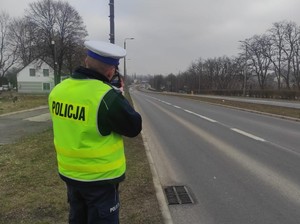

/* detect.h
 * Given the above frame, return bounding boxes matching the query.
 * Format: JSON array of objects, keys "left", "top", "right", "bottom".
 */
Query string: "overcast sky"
[{"left": 1, "top": 0, "right": 300, "bottom": 76}]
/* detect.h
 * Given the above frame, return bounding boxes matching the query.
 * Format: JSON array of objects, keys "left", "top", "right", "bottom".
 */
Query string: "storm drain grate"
[{"left": 164, "top": 185, "right": 194, "bottom": 205}]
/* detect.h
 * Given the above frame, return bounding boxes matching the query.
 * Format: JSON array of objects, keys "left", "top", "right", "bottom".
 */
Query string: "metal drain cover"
[{"left": 164, "top": 185, "right": 194, "bottom": 205}]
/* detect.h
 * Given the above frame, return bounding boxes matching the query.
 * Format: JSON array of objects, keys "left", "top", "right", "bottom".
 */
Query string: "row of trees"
[
  {"left": 148, "top": 21, "right": 300, "bottom": 97},
  {"left": 2, "top": 1, "right": 300, "bottom": 97},
  {"left": 0, "top": 0, "right": 88, "bottom": 86}
]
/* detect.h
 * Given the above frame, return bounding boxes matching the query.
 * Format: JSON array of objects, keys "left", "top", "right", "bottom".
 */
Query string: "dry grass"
[
  {"left": 198, "top": 96, "right": 300, "bottom": 120},
  {"left": 121, "top": 135, "right": 164, "bottom": 223},
  {"left": 0, "top": 129, "right": 163, "bottom": 224},
  {"left": 0, "top": 91, "right": 48, "bottom": 115},
  {"left": 0, "top": 91, "right": 164, "bottom": 224},
  {"left": 0, "top": 130, "right": 69, "bottom": 224}
]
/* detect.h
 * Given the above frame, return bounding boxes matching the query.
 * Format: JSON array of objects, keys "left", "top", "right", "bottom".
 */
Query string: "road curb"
[
  {"left": 131, "top": 93, "right": 173, "bottom": 224},
  {"left": 140, "top": 131, "right": 174, "bottom": 224}
]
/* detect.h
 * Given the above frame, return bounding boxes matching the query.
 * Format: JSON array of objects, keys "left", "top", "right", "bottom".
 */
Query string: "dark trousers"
[{"left": 66, "top": 183, "right": 120, "bottom": 224}]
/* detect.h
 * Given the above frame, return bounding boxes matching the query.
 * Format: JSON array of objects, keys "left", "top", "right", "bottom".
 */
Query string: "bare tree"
[
  {"left": 265, "top": 21, "right": 300, "bottom": 89},
  {"left": 151, "top": 74, "right": 164, "bottom": 90},
  {"left": 267, "top": 22, "right": 286, "bottom": 89},
  {"left": 284, "top": 22, "right": 300, "bottom": 89},
  {"left": 8, "top": 18, "right": 38, "bottom": 66},
  {"left": 281, "top": 21, "right": 299, "bottom": 89},
  {"left": 187, "top": 59, "right": 205, "bottom": 93},
  {"left": 243, "top": 35, "right": 272, "bottom": 90},
  {"left": 292, "top": 34, "right": 300, "bottom": 89},
  {"left": 148, "top": 20, "right": 300, "bottom": 93},
  {"left": 166, "top": 73, "right": 176, "bottom": 92},
  {"left": 25, "top": 0, "right": 87, "bottom": 84},
  {"left": 214, "top": 56, "right": 239, "bottom": 90},
  {"left": 186, "top": 61, "right": 199, "bottom": 92},
  {"left": 54, "top": 1, "right": 87, "bottom": 75},
  {"left": 0, "top": 11, "right": 19, "bottom": 78},
  {"left": 64, "top": 43, "right": 86, "bottom": 74}
]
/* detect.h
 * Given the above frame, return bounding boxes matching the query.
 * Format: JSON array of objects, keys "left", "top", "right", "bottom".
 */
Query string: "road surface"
[
  {"left": 0, "top": 106, "right": 51, "bottom": 145},
  {"left": 131, "top": 89, "right": 300, "bottom": 224}
]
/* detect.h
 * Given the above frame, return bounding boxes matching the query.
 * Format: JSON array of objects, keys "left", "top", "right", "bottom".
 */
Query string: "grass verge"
[
  {"left": 0, "top": 92, "right": 164, "bottom": 224},
  {"left": 0, "top": 130, "right": 68, "bottom": 224},
  {"left": 0, "top": 92, "right": 48, "bottom": 115},
  {"left": 121, "top": 135, "right": 164, "bottom": 223},
  {"left": 0, "top": 130, "right": 163, "bottom": 224}
]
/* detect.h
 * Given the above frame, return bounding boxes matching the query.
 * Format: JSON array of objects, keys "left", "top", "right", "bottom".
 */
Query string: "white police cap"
[{"left": 84, "top": 40, "right": 126, "bottom": 66}]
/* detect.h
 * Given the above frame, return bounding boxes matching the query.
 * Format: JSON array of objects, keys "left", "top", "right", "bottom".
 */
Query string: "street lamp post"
[
  {"left": 51, "top": 40, "right": 58, "bottom": 85},
  {"left": 243, "top": 45, "right": 248, "bottom": 97},
  {"left": 109, "top": 0, "right": 115, "bottom": 43},
  {"left": 123, "top": 38, "right": 134, "bottom": 81},
  {"left": 239, "top": 41, "right": 248, "bottom": 97}
]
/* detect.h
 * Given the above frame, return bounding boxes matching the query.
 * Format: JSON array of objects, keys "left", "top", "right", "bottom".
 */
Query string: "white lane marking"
[
  {"left": 146, "top": 96, "right": 267, "bottom": 142},
  {"left": 184, "top": 109, "right": 217, "bottom": 123},
  {"left": 154, "top": 103, "right": 300, "bottom": 206},
  {"left": 231, "top": 128, "right": 266, "bottom": 142},
  {"left": 24, "top": 113, "right": 51, "bottom": 122},
  {"left": 148, "top": 95, "right": 218, "bottom": 123}
]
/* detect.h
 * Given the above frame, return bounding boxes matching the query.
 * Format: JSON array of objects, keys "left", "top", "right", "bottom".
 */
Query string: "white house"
[{"left": 17, "top": 59, "right": 55, "bottom": 94}]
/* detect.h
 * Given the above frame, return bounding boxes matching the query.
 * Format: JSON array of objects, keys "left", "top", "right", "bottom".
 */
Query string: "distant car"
[{"left": 2, "top": 85, "right": 9, "bottom": 91}]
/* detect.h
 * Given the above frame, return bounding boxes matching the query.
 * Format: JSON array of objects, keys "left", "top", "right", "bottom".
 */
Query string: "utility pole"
[
  {"left": 243, "top": 45, "right": 248, "bottom": 97},
  {"left": 124, "top": 38, "right": 134, "bottom": 80},
  {"left": 109, "top": 0, "right": 115, "bottom": 43},
  {"left": 51, "top": 40, "right": 58, "bottom": 85},
  {"left": 239, "top": 40, "right": 248, "bottom": 97}
]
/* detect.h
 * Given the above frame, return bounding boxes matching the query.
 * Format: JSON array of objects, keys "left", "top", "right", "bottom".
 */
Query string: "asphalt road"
[
  {"left": 0, "top": 106, "right": 51, "bottom": 145},
  {"left": 131, "top": 89, "right": 300, "bottom": 224}
]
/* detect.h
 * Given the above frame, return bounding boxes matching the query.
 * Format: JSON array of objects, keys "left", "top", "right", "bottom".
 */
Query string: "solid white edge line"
[
  {"left": 140, "top": 131, "right": 174, "bottom": 224},
  {"left": 231, "top": 128, "right": 266, "bottom": 142}
]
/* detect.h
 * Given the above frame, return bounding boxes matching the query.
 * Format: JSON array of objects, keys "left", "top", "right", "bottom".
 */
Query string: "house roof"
[{"left": 17, "top": 58, "right": 54, "bottom": 76}]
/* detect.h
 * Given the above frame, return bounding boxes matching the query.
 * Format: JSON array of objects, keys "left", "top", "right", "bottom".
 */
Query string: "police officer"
[{"left": 48, "top": 40, "right": 142, "bottom": 224}]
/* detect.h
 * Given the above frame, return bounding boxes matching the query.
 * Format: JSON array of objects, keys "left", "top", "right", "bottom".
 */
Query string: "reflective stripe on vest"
[
  {"left": 49, "top": 78, "right": 126, "bottom": 181},
  {"left": 57, "top": 156, "right": 126, "bottom": 173},
  {"left": 55, "top": 140, "right": 123, "bottom": 158}
]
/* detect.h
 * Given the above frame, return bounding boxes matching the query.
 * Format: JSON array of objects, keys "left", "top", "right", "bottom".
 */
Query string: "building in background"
[{"left": 17, "top": 59, "right": 54, "bottom": 94}]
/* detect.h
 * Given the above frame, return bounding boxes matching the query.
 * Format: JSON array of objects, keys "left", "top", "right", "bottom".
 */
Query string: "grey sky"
[{"left": 1, "top": 0, "right": 300, "bottom": 75}]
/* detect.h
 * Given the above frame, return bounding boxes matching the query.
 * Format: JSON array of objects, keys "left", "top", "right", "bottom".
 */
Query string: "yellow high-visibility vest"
[{"left": 48, "top": 78, "right": 125, "bottom": 182}]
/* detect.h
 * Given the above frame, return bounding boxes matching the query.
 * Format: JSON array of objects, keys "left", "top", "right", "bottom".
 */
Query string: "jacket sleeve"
[{"left": 97, "top": 89, "right": 142, "bottom": 137}]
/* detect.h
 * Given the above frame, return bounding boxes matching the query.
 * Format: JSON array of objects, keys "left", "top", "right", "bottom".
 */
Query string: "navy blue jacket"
[{"left": 72, "top": 66, "right": 142, "bottom": 138}]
